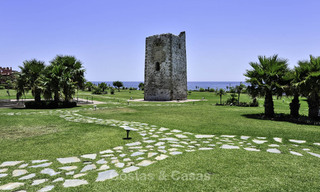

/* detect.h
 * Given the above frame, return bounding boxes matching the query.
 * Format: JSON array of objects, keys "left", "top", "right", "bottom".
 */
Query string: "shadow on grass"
[{"left": 242, "top": 113, "right": 320, "bottom": 126}]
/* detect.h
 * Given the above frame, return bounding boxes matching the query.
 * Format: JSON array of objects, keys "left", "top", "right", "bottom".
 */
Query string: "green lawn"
[{"left": 0, "top": 90, "right": 319, "bottom": 191}]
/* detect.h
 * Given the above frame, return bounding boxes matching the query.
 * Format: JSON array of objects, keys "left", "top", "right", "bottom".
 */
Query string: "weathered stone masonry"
[{"left": 144, "top": 32, "right": 187, "bottom": 101}]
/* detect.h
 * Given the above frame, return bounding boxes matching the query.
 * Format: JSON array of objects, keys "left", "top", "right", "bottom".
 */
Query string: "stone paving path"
[{"left": 1, "top": 106, "right": 320, "bottom": 191}]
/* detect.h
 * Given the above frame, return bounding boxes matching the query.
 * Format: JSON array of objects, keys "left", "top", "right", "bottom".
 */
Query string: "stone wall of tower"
[{"left": 144, "top": 32, "right": 187, "bottom": 101}]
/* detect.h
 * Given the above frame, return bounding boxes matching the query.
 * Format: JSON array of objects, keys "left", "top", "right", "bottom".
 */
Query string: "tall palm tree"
[
  {"left": 297, "top": 55, "right": 320, "bottom": 119},
  {"left": 17, "top": 59, "right": 46, "bottom": 102},
  {"left": 283, "top": 68, "right": 302, "bottom": 118},
  {"left": 49, "top": 55, "right": 85, "bottom": 102},
  {"left": 236, "top": 83, "right": 246, "bottom": 105},
  {"left": 216, "top": 88, "right": 226, "bottom": 105},
  {"left": 244, "top": 55, "right": 289, "bottom": 117}
]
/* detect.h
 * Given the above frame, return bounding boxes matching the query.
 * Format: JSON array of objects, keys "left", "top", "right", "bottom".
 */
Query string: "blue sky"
[{"left": 1, "top": 0, "right": 319, "bottom": 81}]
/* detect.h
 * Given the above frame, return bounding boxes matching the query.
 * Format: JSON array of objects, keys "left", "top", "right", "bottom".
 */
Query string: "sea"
[{"left": 91, "top": 81, "right": 248, "bottom": 90}]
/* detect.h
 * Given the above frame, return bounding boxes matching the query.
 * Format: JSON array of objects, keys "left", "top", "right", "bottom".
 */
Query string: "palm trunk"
[
  {"left": 54, "top": 90, "right": 59, "bottom": 102},
  {"left": 34, "top": 89, "right": 41, "bottom": 102},
  {"left": 237, "top": 93, "right": 240, "bottom": 105},
  {"left": 290, "top": 93, "right": 300, "bottom": 118},
  {"left": 307, "top": 92, "right": 319, "bottom": 120},
  {"left": 220, "top": 95, "right": 222, "bottom": 105},
  {"left": 264, "top": 91, "right": 274, "bottom": 117}
]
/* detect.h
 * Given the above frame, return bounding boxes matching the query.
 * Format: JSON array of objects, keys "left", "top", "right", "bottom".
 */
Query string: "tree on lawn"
[
  {"left": 113, "top": 81, "right": 123, "bottom": 91},
  {"left": 17, "top": 59, "right": 46, "bottom": 102},
  {"left": 138, "top": 82, "right": 144, "bottom": 90},
  {"left": 235, "top": 83, "right": 246, "bottom": 105},
  {"left": 99, "top": 82, "right": 107, "bottom": 92},
  {"left": 297, "top": 55, "right": 320, "bottom": 119},
  {"left": 216, "top": 88, "right": 226, "bottom": 105},
  {"left": 244, "top": 55, "right": 289, "bottom": 118}
]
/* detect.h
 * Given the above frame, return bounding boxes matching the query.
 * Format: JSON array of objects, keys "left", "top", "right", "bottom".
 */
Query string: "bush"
[
  {"left": 0, "top": 86, "right": 4, "bottom": 89},
  {"left": 199, "top": 88, "right": 205, "bottom": 92},
  {"left": 209, "top": 88, "right": 215, "bottom": 92},
  {"left": 25, "top": 101, "right": 77, "bottom": 109},
  {"left": 92, "top": 87, "right": 102, "bottom": 94},
  {"left": 110, "top": 88, "right": 115, "bottom": 95}
]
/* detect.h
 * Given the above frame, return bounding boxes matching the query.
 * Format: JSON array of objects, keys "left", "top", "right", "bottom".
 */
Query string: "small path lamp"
[{"left": 123, "top": 127, "right": 132, "bottom": 140}]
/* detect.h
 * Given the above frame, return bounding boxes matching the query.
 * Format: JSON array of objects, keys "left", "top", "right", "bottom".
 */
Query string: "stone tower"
[{"left": 144, "top": 31, "right": 187, "bottom": 101}]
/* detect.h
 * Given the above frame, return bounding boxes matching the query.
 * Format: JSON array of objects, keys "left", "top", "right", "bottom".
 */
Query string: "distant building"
[
  {"left": 0, "top": 67, "right": 18, "bottom": 85},
  {"left": 144, "top": 32, "right": 187, "bottom": 101}
]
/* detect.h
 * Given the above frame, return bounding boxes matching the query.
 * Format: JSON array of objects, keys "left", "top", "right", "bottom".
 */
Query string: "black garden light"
[{"left": 123, "top": 127, "right": 132, "bottom": 140}]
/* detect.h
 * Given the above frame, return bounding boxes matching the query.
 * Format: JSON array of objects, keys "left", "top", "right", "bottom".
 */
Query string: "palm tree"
[
  {"left": 283, "top": 68, "right": 302, "bottom": 118},
  {"left": 216, "top": 88, "right": 226, "bottom": 105},
  {"left": 49, "top": 55, "right": 85, "bottom": 102},
  {"left": 235, "top": 83, "right": 246, "bottom": 105},
  {"left": 244, "top": 55, "right": 289, "bottom": 117},
  {"left": 297, "top": 55, "right": 320, "bottom": 119},
  {"left": 17, "top": 59, "right": 46, "bottom": 102},
  {"left": 85, "top": 81, "right": 94, "bottom": 91},
  {"left": 99, "top": 82, "right": 107, "bottom": 92}
]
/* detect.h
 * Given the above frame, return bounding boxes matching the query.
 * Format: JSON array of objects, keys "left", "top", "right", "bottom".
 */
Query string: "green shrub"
[
  {"left": 209, "top": 88, "right": 215, "bottom": 92},
  {"left": 0, "top": 86, "right": 4, "bottom": 89},
  {"left": 92, "top": 87, "right": 102, "bottom": 94},
  {"left": 110, "top": 88, "right": 115, "bottom": 95},
  {"left": 199, "top": 88, "right": 205, "bottom": 92}
]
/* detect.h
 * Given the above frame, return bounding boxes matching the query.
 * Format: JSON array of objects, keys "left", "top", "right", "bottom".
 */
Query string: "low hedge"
[{"left": 25, "top": 101, "right": 77, "bottom": 109}]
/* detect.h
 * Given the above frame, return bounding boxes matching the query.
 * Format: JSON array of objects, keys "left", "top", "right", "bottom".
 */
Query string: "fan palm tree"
[
  {"left": 49, "top": 55, "right": 85, "bottom": 102},
  {"left": 216, "top": 88, "right": 226, "bottom": 105},
  {"left": 17, "top": 59, "right": 46, "bottom": 102},
  {"left": 235, "top": 83, "right": 246, "bottom": 105},
  {"left": 244, "top": 55, "right": 289, "bottom": 117},
  {"left": 297, "top": 55, "right": 320, "bottom": 119}
]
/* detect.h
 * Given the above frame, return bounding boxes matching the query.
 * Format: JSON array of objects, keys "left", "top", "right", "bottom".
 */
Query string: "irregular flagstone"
[
  {"left": 240, "top": 136, "right": 250, "bottom": 140},
  {"left": 290, "top": 151, "right": 303, "bottom": 156},
  {"left": 115, "top": 163, "right": 125, "bottom": 168},
  {"left": 19, "top": 173, "right": 36, "bottom": 180},
  {"left": 98, "top": 165, "right": 110, "bottom": 171},
  {"left": 41, "top": 168, "right": 60, "bottom": 176},
  {"left": 170, "top": 151, "right": 182, "bottom": 155},
  {"left": 74, "top": 173, "right": 87, "bottom": 178},
  {"left": 32, "top": 179, "right": 48, "bottom": 186},
  {"left": 57, "top": 157, "right": 80, "bottom": 164},
  {"left": 314, "top": 143, "right": 320, "bottom": 146},
  {"left": 0, "top": 161, "right": 23, "bottom": 167},
  {"left": 113, "top": 146, "right": 123, "bottom": 150},
  {"left": 123, "top": 158, "right": 131, "bottom": 162},
  {"left": 66, "top": 171, "right": 74, "bottom": 175},
  {"left": 59, "top": 166, "right": 77, "bottom": 171},
  {"left": 131, "top": 152, "right": 144, "bottom": 157},
  {"left": 244, "top": 148, "right": 260, "bottom": 152},
  {"left": 252, "top": 139, "right": 267, "bottom": 144},
  {"left": 53, "top": 177, "right": 64, "bottom": 183},
  {"left": 155, "top": 142, "right": 165, "bottom": 146},
  {"left": 13, "top": 169, "right": 28, "bottom": 177},
  {"left": 0, "top": 173, "right": 7, "bottom": 178},
  {"left": 257, "top": 137, "right": 267, "bottom": 139},
  {"left": 221, "top": 145, "right": 240, "bottom": 149},
  {"left": 273, "top": 137, "right": 282, "bottom": 143},
  {"left": 308, "top": 152, "right": 320, "bottom": 158},
  {"left": 125, "top": 142, "right": 141, "bottom": 146},
  {"left": 159, "top": 137, "right": 179, "bottom": 141},
  {"left": 175, "top": 134, "right": 188, "bottom": 138},
  {"left": 32, "top": 160, "right": 48, "bottom": 164},
  {"left": 221, "top": 135, "right": 236, "bottom": 138},
  {"left": 199, "top": 148, "right": 214, "bottom": 150},
  {"left": 0, "top": 168, "right": 7, "bottom": 173},
  {"left": 19, "top": 164, "right": 28, "bottom": 168},
  {"left": 148, "top": 152, "right": 158, "bottom": 158},
  {"left": 30, "top": 162, "right": 52, "bottom": 168},
  {"left": 268, "top": 144, "right": 280, "bottom": 147},
  {"left": 96, "top": 170, "right": 119, "bottom": 182},
  {"left": 38, "top": 185, "right": 54, "bottom": 192},
  {"left": 267, "top": 148, "right": 281, "bottom": 154},
  {"left": 155, "top": 154, "right": 168, "bottom": 161},
  {"left": 81, "top": 154, "right": 97, "bottom": 160},
  {"left": 100, "top": 150, "right": 114, "bottom": 154},
  {"left": 63, "top": 179, "right": 88, "bottom": 188},
  {"left": 123, "top": 166, "right": 139, "bottom": 173},
  {"left": 96, "top": 159, "right": 107, "bottom": 165},
  {"left": 137, "top": 160, "right": 154, "bottom": 167},
  {"left": 289, "top": 139, "right": 306, "bottom": 144},
  {"left": 0, "top": 182, "right": 24, "bottom": 190},
  {"left": 80, "top": 164, "right": 96, "bottom": 172},
  {"left": 171, "top": 129, "right": 182, "bottom": 133},
  {"left": 195, "top": 135, "right": 215, "bottom": 139}
]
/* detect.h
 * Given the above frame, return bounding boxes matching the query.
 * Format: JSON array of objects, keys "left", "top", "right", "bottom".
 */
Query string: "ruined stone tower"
[{"left": 144, "top": 31, "right": 187, "bottom": 101}]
